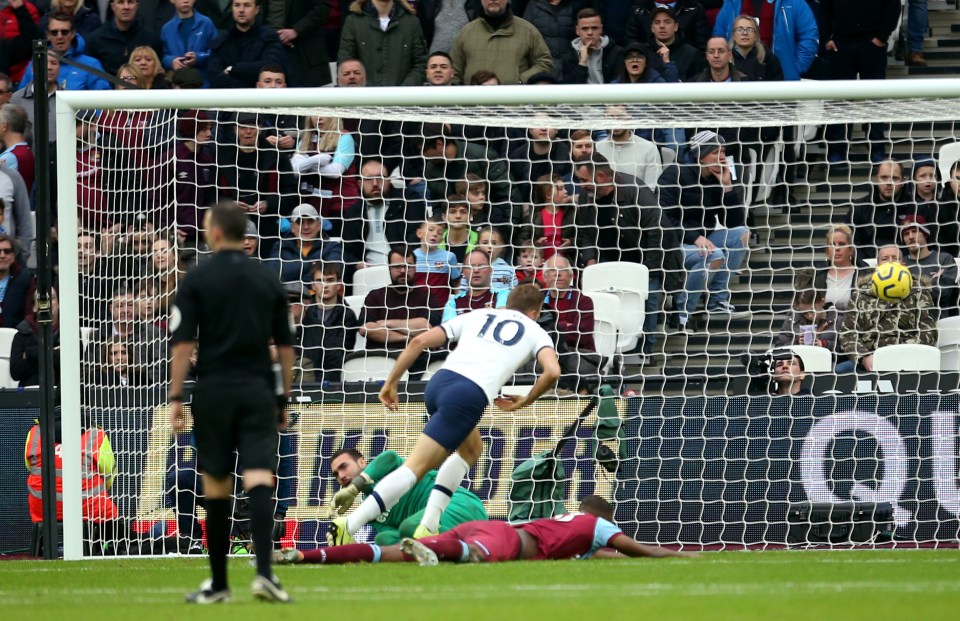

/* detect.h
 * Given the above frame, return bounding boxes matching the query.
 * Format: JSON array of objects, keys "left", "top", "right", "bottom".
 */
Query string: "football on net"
[{"left": 871, "top": 262, "right": 913, "bottom": 302}]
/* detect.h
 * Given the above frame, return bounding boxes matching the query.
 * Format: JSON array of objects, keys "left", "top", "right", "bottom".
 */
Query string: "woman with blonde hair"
[
  {"left": 814, "top": 224, "right": 871, "bottom": 313},
  {"left": 116, "top": 64, "right": 146, "bottom": 90},
  {"left": 129, "top": 46, "right": 170, "bottom": 90},
  {"left": 292, "top": 115, "right": 359, "bottom": 228},
  {"left": 40, "top": 0, "right": 101, "bottom": 37},
  {"left": 729, "top": 15, "right": 783, "bottom": 82}
]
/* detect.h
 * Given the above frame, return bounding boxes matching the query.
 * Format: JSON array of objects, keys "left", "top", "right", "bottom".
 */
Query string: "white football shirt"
[{"left": 441, "top": 307, "right": 555, "bottom": 402}]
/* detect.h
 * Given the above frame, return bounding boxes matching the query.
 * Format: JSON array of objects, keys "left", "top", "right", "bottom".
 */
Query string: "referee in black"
[{"left": 169, "top": 202, "right": 295, "bottom": 604}]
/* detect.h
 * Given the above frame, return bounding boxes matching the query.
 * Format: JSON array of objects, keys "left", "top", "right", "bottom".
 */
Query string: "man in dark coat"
[{"left": 209, "top": 0, "right": 287, "bottom": 88}]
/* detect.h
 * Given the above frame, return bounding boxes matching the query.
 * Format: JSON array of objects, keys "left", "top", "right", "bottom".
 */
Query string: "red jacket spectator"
[{"left": 0, "top": 1, "right": 40, "bottom": 83}]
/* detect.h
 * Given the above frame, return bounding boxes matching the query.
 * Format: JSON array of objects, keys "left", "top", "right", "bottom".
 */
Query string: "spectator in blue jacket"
[
  {"left": 19, "top": 13, "right": 111, "bottom": 91},
  {"left": 269, "top": 204, "right": 343, "bottom": 285},
  {"left": 160, "top": 0, "right": 217, "bottom": 82},
  {"left": 712, "top": 0, "right": 818, "bottom": 81}
]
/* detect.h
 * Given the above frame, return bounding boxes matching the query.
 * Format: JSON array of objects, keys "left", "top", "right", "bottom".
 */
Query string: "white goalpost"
[{"left": 55, "top": 80, "right": 960, "bottom": 560}]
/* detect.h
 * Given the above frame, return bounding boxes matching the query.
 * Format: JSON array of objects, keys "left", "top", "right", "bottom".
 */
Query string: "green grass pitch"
[{"left": 2, "top": 551, "right": 958, "bottom": 620}]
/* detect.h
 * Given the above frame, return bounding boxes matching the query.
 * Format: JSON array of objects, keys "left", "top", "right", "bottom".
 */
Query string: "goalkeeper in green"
[{"left": 329, "top": 448, "right": 488, "bottom": 545}]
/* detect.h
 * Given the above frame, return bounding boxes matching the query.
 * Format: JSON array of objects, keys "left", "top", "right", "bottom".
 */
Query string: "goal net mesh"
[{"left": 60, "top": 87, "right": 960, "bottom": 556}]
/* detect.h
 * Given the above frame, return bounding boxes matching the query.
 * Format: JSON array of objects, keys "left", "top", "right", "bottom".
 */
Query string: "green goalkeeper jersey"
[{"left": 361, "top": 450, "right": 439, "bottom": 531}]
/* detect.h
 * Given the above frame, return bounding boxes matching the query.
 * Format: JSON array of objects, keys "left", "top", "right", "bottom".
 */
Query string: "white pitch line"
[{"left": 2, "top": 580, "right": 958, "bottom": 605}]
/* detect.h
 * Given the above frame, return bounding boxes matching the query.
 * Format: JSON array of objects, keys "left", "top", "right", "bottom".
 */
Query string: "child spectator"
[
  {"left": 515, "top": 241, "right": 545, "bottom": 286},
  {"left": 438, "top": 195, "right": 476, "bottom": 264},
  {"left": 775, "top": 275, "right": 839, "bottom": 356},
  {"left": 476, "top": 226, "right": 517, "bottom": 290},
  {"left": 455, "top": 173, "right": 510, "bottom": 233},
  {"left": 414, "top": 214, "right": 461, "bottom": 310},
  {"left": 302, "top": 262, "right": 358, "bottom": 384},
  {"left": 160, "top": 0, "right": 217, "bottom": 81}
]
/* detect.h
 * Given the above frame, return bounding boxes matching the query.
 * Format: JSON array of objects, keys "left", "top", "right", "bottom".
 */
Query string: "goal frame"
[{"left": 55, "top": 78, "right": 960, "bottom": 560}]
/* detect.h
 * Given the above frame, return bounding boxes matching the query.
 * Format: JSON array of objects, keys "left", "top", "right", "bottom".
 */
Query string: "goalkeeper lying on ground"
[
  {"left": 278, "top": 496, "right": 695, "bottom": 565},
  {"left": 328, "top": 449, "right": 488, "bottom": 545}
]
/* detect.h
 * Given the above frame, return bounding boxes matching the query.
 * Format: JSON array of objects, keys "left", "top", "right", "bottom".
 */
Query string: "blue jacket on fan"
[
  {"left": 160, "top": 12, "right": 218, "bottom": 76},
  {"left": 18, "top": 34, "right": 110, "bottom": 91},
  {"left": 712, "top": 0, "right": 819, "bottom": 81}
]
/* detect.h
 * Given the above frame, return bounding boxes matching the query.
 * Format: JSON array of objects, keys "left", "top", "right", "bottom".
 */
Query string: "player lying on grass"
[
  {"left": 280, "top": 496, "right": 695, "bottom": 565},
  {"left": 327, "top": 284, "right": 561, "bottom": 545},
  {"left": 328, "top": 448, "right": 488, "bottom": 545}
]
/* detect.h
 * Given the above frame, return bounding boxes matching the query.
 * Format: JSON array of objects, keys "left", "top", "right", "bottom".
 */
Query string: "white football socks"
[
  {"left": 420, "top": 453, "right": 471, "bottom": 532},
  {"left": 346, "top": 465, "right": 418, "bottom": 534}
]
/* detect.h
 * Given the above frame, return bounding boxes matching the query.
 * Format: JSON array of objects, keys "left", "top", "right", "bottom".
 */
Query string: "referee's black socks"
[
  {"left": 205, "top": 498, "right": 231, "bottom": 591},
  {"left": 247, "top": 485, "right": 276, "bottom": 579}
]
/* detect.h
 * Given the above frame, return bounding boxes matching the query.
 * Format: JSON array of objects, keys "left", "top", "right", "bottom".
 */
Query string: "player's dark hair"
[
  {"left": 579, "top": 495, "right": 615, "bottom": 521},
  {"left": 388, "top": 244, "right": 415, "bottom": 264},
  {"left": 469, "top": 69, "right": 500, "bottom": 85},
  {"left": 506, "top": 283, "right": 545, "bottom": 314},
  {"left": 208, "top": 202, "right": 248, "bottom": 242},
  {"left": 259, "top": 63, "right": 286, "bottom": 78},
  {"left": 312, "top": 261, "right": 343, "bottom": 280},
  {"left": 331, "top": 448, "right": 364, "bottom": 463},
  {"left": 577, "top": 7, "right": 600, "bottom": 21},
  {"left": 428, "top": 51, "right": 453, "bottom": 63}
]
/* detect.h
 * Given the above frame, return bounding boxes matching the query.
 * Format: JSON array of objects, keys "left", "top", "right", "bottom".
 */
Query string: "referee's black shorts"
[{"left": 191, "top": 377, "right": 279, "bottom": 478}]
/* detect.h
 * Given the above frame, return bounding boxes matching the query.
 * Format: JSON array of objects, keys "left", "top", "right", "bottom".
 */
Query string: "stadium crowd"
[{"left": 0, "top": 0, "right": 954, "bottom": 393}]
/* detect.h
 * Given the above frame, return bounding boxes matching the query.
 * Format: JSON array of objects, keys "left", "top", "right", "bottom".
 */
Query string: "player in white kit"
[{"left": 328, "top": 284, "right": 561, "bottom": 545}]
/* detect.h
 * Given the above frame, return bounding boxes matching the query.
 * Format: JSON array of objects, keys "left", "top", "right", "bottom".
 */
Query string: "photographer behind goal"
[{"left": 740, "top": 349, "right": 811, "bottom": 396}]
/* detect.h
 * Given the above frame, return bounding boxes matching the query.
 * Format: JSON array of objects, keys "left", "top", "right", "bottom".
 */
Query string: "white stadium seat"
[
  {"left": 0, "top": 359, "right": 16, "bottom": 389},
  {"left": 938, "top": 141, "right": 960, "bottom": 188},
  {"left": 584, "top": 291, "right": 620, "bottom": 365},
  {"left": 582, "top": 262, "right": 648, "bottom": 353},
  {"left": 352, "top": 265, "right": 391, "bottom": 298},
  {"left": 872, "top": 344, "right": 941, "bottom": 372},
  {"left": 343, "top": 295, "right": 367, "bottom": 351},
  {"left": 788, "top": 345, "right": 833, "bottom": 373},
  {"left": 0, "top": 327, "right": 18, "bottom": 360},
  {"left": 936, "top": 317, "right": 960, "bottom": 372},
  {"left": 341, "top": 352, "right": 409, "bottom": 383}
]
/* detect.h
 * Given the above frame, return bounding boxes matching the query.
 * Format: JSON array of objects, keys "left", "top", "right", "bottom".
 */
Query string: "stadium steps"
[{"left": 628, "top": 14, "right": 960, "bottom": 395}]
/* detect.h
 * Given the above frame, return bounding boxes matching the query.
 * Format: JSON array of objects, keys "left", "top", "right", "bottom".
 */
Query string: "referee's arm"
[{"left": 170, "top": 342, "right": 195, "bottom": 431}]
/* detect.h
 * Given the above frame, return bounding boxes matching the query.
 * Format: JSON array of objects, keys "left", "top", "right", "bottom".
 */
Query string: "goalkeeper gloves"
[{"left": 328, "top": 472, "right": 372, "bottom": 515}]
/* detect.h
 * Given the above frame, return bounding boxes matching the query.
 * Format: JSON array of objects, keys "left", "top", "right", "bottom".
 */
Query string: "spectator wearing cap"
[
  {"left": 216, "top": 112, "right": 298, "bottom": 255},
  {"left": 902, "top": 215, "right": 959, "bottom": 318},
  {"left": 268, "top": 204, "right": 343, "bottom": 286},
  {"left": 616, "top": 42, "right": 675, "bottom": 83},
  {"left": 659, "top": 130, "right": 750, "bottom": 333},
  {"left": 171, "top": 66, "right": 204, "bottom": 88},
  {"left": 712, "top": 1, "right": 818, "bottom": 82},
  {"left": 242, "top": 219, "right": 259, "bottom": 257},
  {"left": 173, "top": 111, "right": 216, "bottom": 241},
  {"left": 85, "top": 0, "right": 164, "bottom": 76},
  {"left": 849, "top": 159, "right": 911, "bottom": 260},
  {"left": 560, "top": 7, "right": 623, "bottom": 85},
  {"left": 625, "top": 0, "right": 710, "bottom": 51},
  {"left": 208, "top": 0, "right": 286, "bottom": 88},
  {"left": 451, "top": 0, "right": 553, "bottom": 85},
  {"left": 911, "top": 158, "right": 938, "bottom": 213},
  {"left": 647, "top": 5, "right": 704, "bottom": 82}
]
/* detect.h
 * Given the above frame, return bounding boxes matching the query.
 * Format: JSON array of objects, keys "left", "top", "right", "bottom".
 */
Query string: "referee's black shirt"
[{"left": 171, "top": 250, "right": 294, "bottom": 382}]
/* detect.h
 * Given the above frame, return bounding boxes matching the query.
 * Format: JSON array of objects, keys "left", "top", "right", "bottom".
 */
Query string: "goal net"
[{"left": 55, "top": 82, "right": 960, "bottom": 558}]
